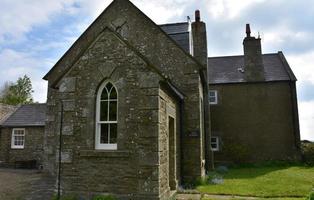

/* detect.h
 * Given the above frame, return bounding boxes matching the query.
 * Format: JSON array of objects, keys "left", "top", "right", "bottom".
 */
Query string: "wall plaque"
[{"left": 188, "top": 130, "right": 200, "bottom": 137}]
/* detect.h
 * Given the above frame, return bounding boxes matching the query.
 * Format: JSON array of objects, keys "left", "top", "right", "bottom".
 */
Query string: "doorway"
[{"left": 168, "top": 116, "right": 176, "bottom": 190}]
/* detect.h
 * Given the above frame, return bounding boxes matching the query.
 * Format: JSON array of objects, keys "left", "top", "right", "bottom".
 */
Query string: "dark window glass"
[
  {"left": 109, "top": 101, "right": 117, "bottom": 121},
  {"left": 110, "top": 88, "right": 117, "bottom": 99},
  {"left": 100, "top": 101, "right": 108, "bottom": 121},
  {"left": 106, "top": 82, "right": 113, "bottom": 92},
  {"left": 101, "top": 88, "right": 109, "bottom": 100},
  {"left": 100, "top": 124, "right": 109, "bottom": 144},
  {"left": 109, "top": 124, "right": 117, "bottom": 143}
]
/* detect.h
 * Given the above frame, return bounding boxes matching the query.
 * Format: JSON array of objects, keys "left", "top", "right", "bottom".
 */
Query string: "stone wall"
[
  {"left": 209, "top": 82, "right": 301, "bottom": 163},
  {"left": 46, "top": 0, "right": 204, "bottom": 183},
  {"left": 45, "top": 28, "right": 168, "bottom": 199},
  {"left": 0, "top": 127, "right": 44, "bottom": 167},
  {"left": 158, "top": 88, "right": 180, "bottom": 199}
]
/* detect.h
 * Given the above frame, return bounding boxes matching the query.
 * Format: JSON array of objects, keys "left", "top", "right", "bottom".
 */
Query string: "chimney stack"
[
  {"left": 192, "top": 10, "right": 208, "bottom": 69},
  {"left": 195, "top": 10, "right": 200, "bottom": 22},
  {"left": 243, "top": 24, "right": 265, "bottom": 81},
  {"left": 246, "top": 24, "right": 251, "bottom": 37}
]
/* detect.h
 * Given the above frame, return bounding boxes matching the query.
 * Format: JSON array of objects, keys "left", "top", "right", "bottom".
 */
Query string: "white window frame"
[
  {"left": 11, "top": 128, "right": 25, "bottom": 149},
  {"left": 211, "top": 136, "right": 219, "bottom": 151},
  {"left": 209, "top": 90, "right": 218, "bottom": 105},
  {"left": 95, "top": 81, "right": 118, "bottom": 150}
]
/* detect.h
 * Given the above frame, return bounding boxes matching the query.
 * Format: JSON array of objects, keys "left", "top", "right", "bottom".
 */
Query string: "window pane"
[
  {"left": 101, "top": 88, "right": 109, "bottom": 100},
  {"left": 109, "top": 101, "right": 117, "bottom": 121},
  {"left": 106, "top": 82, "right": 113, "bottom": 91},
  {"left": 110, "top": 87, "right": 117, "bottom": 100},
  {"left": 100, "top": 101, "right": 108, "bottom": 121},
  {"left": 209, "top": 97, "right": 216, "bottom": 102},
  {"left": 109, "top": 123, "right": 117, "bottom": 144},
  {"left": 100, "top": 124, "right": 109, "bottom": 144},
  {"left": 209, "top": 91, "right": 216, "bottom": 97}
]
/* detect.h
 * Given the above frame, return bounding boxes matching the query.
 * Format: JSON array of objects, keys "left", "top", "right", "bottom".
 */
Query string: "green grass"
[
  {"left": 197, "top": 165, "right": 314, "bottom": 198},
  {"left": 203, "top": 198, "right": 304, "bottom": 200}
]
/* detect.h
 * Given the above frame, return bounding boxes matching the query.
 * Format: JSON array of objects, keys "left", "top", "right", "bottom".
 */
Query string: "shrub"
[
  {"left": 215, "top": 165, "right": 229, "bottom": 174},
  {"left": 92, "top": 195, "right": 117, "bottom": 200},
  {"left": 307, "top": 191, "right": 314, "bottom": 200},
  {"left": 51, "top": 195, "right": 78, "bottom": 200},
  {"left": 301, "top": 142, "right": 314, "bottom": 165}
]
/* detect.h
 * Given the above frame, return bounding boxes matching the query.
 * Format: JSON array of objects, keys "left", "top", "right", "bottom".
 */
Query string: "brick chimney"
[
  {"left": 192, "top": 10, "right": 208, "bottom": 69},
  {"left": 243, "top": 24, "right": 265, "bottom": 81}
]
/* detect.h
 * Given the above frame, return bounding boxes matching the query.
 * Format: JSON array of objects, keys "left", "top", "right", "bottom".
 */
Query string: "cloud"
[
  {"left": 0, "top": 0, "right": 313, "bottom": 141},
  {"left": 0, "top": 0, "right": 78, "bottom": 43},
  {"left": 206, "top": 0, "right": 266, "bottom": 19},
  {"left": 287, "top": 51, "right": 314, "bottom": 85},
  {"left": 0, "top": 49, "right": 48, "bottom": 103},
  {"left": 299, "top": 101, "right": 314, "bottom": 141}
]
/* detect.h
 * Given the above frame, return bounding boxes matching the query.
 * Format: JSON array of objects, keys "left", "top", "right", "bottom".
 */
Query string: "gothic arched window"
[{"left": 96, "top": 82, "right": 118, "bottom": 150}]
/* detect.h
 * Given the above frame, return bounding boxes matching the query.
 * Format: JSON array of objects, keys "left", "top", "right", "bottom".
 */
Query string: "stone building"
[
  {"left": 208, "top": 25, "right": 301, "bottom": 163},
  {"left": 43, "top": 0, "right": 209, "bottom": 199},
  {"left": 41, "top": 0, "right": 300, "bottom": 199},
  {"left": 0, "top": 104, "right": 46, "bottom": 168}
]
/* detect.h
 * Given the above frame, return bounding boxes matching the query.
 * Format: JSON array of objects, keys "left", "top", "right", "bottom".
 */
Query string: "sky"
[{"left": 0, "top": 0, "right": 313, "bottom": 140}]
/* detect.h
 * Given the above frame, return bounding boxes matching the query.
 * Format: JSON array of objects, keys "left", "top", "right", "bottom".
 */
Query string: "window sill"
[
  {"left": 11, "top": 147, "right": 24, "bottom": 150},
  {"left": 79, "top": 150, "right": 130, "bottom": 158}
]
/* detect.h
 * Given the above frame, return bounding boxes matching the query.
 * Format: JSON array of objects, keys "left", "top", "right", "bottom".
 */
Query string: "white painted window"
[
  {"left": 211, "top": 136, "right": 219, "bottom": 151},
  {"left": 209, "top": 90, "right": 218, "bottom": 104},
  {"left": 95, "top": 82, "right": 118, "bottom": 150},
  {"left": 11, "top": 128, "right": 25, "bottom": 149}
]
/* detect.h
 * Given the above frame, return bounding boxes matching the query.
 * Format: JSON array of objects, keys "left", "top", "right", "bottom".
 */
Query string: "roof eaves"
[
  {"left": 209, "top": 79, "right": 292, "bottom": 85},
  {"left": 2, "top": 124, "right": 45, "bottom": 128},
  {"left": 44, "top": 0, "right": 204, "bottom": 85},
  {"left": 277, "top": 51, "right": 297, "bottom": 81},
  {"left": 160, "top": 81, "right": 185, "bottom": 101}
]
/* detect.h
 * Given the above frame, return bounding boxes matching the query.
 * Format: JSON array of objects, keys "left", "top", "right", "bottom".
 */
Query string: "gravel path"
[{"left": 0, "top": 168, "right": 55, "bottom": 200}]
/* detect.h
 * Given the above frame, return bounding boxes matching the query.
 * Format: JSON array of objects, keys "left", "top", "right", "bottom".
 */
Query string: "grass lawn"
[
  {"left": 197, "top": 165, "right": 314, "bottom": 198},
  {"left": 203, "top": 198, "right": 304, "bottom": 200}
]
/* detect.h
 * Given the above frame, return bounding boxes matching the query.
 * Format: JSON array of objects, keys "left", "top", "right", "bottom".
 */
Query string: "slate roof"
[
  {"left": 208, "top": 53, "right": 297, "bottom": 84},
  {"left": 159, "top": 22, "right": 191, "bottom": 53},
  {"left": 1, "top": 104, "right": 46, "bottom": 127},
  {"left": 0, "top": 104, "right": 17, "bottom": 125}
]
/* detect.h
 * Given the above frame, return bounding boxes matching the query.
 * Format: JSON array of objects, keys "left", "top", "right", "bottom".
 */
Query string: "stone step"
[{"left": 176, "top": 194, "right": 202, "bottom": 200}]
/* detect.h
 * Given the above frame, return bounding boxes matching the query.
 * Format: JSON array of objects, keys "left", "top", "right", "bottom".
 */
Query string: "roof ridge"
[
  {"left": 158, "top": 22, "right": 188, "bottom": 26},
  {"left": 208, "top": 53, "right": 279, "bottom": 59}
]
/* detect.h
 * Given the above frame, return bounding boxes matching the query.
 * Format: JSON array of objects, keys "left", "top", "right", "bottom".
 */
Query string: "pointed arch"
[{"left": 95, "top": 81, "right": 118, "bottom": 150}]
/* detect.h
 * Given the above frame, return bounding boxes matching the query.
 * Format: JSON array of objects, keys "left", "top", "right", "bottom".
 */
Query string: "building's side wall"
[
  {"left": 0, "top": 127, "right": 8, "bottom": 164},
  {"left": 0, "top": 127, "right": 44, "bottom": 167},
  {"left": 45, "top": 30, "right": 164, "bottom": 199},
  {"left": 158, "top": 88, "right": 180, "bottom": 199},
  {"left": 210, "top": 82, "right": 301, "bottom": 163}
]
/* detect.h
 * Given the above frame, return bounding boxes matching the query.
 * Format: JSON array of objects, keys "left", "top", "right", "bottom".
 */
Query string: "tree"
[{"left": 0, "top": 75, "right": 34, "bottom": 105}]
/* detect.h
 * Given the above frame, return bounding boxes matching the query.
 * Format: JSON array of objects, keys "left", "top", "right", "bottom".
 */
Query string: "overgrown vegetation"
[
  {"left": 0, "top": 75, "right": 34, "bottom": 105},
  {"left": 307, "top": 191, "right": 314, "bottom": 200},
  {"left": 92, "top": 195, "right": 117, "bottom": 200},
  {"left": 302, "top": 141, "right": 314, "bottom": 166},
  {"left": 197, "top": 164, "right": 314, "bottom": 198}
]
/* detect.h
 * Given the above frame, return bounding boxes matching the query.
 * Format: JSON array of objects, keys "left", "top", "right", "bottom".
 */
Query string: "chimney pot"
[
  {"left": 195, "top": 10, "right": 200, "bottom": 22},
  {"left": 246, "top": 24, "right": 251, "bottom": 37}
]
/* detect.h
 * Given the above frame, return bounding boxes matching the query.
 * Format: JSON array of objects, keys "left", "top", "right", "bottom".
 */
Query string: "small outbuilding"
[{"left": 0, "top": 104, "right": 46, "bottom": 168}]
